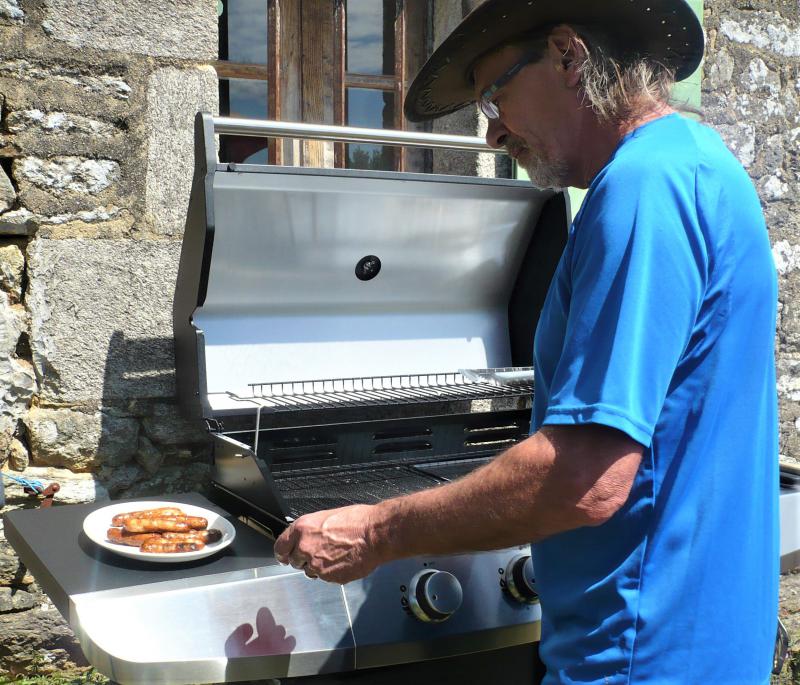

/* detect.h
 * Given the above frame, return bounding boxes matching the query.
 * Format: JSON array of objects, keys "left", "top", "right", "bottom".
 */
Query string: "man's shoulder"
[{"left": 587, "top": 115, "right": 748, "bottom": 210}]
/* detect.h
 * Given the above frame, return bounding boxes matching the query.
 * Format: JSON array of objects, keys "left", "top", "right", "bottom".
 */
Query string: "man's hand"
[{"left": 273, "top": 504, "right": 387, "bottom": 584}]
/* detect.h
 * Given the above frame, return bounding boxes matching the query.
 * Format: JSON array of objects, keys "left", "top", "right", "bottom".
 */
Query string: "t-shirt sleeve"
[{"left": 541, "top": 167, "right": 705, "bottom": 447}]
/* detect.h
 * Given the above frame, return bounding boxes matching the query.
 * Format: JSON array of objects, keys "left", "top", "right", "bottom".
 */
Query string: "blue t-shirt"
[{"left": 531, "top": 114, "right": 778, "bottom": 684}]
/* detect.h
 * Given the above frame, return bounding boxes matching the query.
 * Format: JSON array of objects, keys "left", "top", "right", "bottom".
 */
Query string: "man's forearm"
[{"left": 369, "top": 425, "right": 643, "bottom": 563}]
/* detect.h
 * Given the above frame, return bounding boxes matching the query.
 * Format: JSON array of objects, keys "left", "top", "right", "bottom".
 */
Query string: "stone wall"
[
  {"left": 700, "top": 1, "right": 799, "bottom": 470},
  {"left": 0, "top": 0, "right": 218, "bottom": 675}
]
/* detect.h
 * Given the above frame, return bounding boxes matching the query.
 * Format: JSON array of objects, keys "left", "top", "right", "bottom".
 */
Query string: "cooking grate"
[
  {"left": 239, "top": 369, "right": 534, "bottom": 413},
  {"left": 274, "top": 465, "right": 442, "bottom": 519},
  {"left": 413, "top": 456, "right": 493, "bottom": 482}
]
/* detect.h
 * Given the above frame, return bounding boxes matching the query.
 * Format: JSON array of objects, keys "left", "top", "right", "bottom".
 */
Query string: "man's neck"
[{"left": 569, "top": 103, "right": 676, "bottom": 189}]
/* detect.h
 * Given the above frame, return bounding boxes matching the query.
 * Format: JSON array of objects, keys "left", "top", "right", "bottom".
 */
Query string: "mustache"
[{"left": 503, "top": 136, "right": 528, "bottom": 158}]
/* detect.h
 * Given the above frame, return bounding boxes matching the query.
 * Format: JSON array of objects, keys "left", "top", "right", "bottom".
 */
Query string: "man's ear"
[{"left": 547, "top": 25, "right": 583, "bottom": 89}]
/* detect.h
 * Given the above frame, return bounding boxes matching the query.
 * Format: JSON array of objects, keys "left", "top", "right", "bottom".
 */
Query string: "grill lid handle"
[{"left": 212, "top": 116, "right": 505, "bottom": 155}]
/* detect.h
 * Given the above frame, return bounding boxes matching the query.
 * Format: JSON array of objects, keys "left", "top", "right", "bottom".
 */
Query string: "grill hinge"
[{"left": 205, "top": 418, "right": 224, "bottom": 434}]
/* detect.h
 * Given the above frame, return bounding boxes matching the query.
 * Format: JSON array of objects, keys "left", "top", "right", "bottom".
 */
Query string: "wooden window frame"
[
  {"left": 333, "top": 0, "right": 407, "bottom": 171},
  {"left": 215, "top": 0, "right": 426, "bottom": 171}
]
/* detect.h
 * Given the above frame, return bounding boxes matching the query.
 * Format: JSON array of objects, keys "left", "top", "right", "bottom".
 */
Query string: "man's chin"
[{"left": 520, "top": 164, "right": 567, "bottom": 191}]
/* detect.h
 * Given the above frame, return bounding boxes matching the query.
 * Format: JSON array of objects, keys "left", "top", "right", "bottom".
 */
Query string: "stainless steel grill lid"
[{"left": 173, "top": 114, "right": 570, "bottom": 418}]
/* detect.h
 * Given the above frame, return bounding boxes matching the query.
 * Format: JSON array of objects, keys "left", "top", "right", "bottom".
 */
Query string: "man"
[{"left": 275, "top": 1, "right": 779, "bottom": 682}]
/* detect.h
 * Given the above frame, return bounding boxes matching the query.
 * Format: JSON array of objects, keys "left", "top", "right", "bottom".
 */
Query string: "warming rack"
[{"left": 236, "top": 368, "right": 535, "bottom": 413}]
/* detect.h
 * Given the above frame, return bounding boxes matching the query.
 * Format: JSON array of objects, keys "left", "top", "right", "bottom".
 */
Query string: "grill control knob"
[
  {"left": 407, "top": 569, "right": 463, "bottom": 623},
  {"left": 504, "top": 554, "right": 538, "bottom": 604}
]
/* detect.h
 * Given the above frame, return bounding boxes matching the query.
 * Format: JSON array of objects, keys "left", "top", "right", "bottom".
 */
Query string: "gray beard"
[{"left": 519, "top": 151, "right": 570, "bottom": 190}]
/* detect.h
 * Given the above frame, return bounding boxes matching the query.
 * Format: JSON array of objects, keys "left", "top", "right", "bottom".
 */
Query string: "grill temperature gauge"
[{"left": 406, "top": 569, "right": 463, "bottom": 623}]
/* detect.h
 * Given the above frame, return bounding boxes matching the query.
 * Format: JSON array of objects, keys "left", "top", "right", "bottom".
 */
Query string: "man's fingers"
[{"left": 273, "top": 524, "right": 297, "bottom": 565}]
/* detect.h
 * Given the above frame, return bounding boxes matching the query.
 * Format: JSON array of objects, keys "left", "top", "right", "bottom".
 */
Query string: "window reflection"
[
  {"left": 346, "top": 0, "right": 395, "bottom": 76},
  {"left": 219, "top": 0, "right": 268, "bottom": 65},
  {"left": 219, "top": 78, "right": 269, "bottom": 164},
  {"left": 346, "top": 89, "right": 394, "bottom": 171}
]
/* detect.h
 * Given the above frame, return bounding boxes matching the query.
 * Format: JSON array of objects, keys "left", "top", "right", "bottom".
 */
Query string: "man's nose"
[{"left": 485, "top": 118, "right": 509, "bottom": 149}]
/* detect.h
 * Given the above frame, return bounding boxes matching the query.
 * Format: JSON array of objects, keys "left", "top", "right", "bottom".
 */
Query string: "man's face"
[{"left": 473, "top": 44, "right": 572, "bottom": 190}]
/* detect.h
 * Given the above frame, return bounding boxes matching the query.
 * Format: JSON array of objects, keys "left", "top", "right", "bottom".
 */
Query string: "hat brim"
[{"left": 404, "top": 0, "right": 704, "bottom": 123}]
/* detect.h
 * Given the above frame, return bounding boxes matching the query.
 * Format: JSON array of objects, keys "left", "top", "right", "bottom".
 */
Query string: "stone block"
[
  {"left": 123, "top": 463, "right": 211, "bottom": 498},
  {"left": 26, "top": 407, "right": 138, "bottom": 472},
  {"left": 720, "top": 13, "right": 800, "bottom": 58},
  {"left": 713, "top": 123, "right": 755, "bottom": 168},
  {"left": 135, "top": 435, "right": 163, "bottom": 475},
  {"left": 43, "top": 0, "right": 216, "bottom": 60},
  {"left": 0, "top": 290, "right": 24, "bottom": 358},
  {"left": 0, "top": 466, "right": 108, "bottom": 504},
  {"left": 7, "top": 439, "right": 28, "bottom": 471},
  {"left": 0, "top": 0, "right": 23, "bottom": 24},
  {"left": 0, "top": 587, "right": 36, "bottom": 613},
  {"left": 14, "top": 156, "right": 120, "bottom": 195},
  {"left": 27, "top": 238, "right": 181, "bottom": 403},
  {"left": 0, "top": 209, "right": 37, "bottom": 237},
  {"left": 0, "top": 60, "right": 131, "bottom": 100},
  {"left": 0, "top": 244, "right": 24, "bottom": 301},
  {"left": 0, "top": 607, "right": 88, "bottom": 675},
  {"left": 0, "top": 540, "right": 31, "bottom": 586},
  {"left": 6, "top": 110, "right": 119, "bottom": 138},
  {"left": 0, "top": 167, "right": 14, "bottom": 214},
  {"left": 145, "top": 66, "right": 218, "bottom": 236},
  {"left": 0, "top": 357, "right": 36, "bottom": 416},
  {"left": 96, "top": 463, "right": 143, "bottom": 497},
  {"left": 141, "top": 402, "right": 209, "bottom": 447}
]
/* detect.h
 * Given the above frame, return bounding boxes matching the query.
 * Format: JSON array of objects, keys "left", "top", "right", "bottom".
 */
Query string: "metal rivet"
[
  {"left": 667, "top": 33, "right": 672, "bottom": 37},
  {"left": 482, "top": 27, "right": 487, "bottom": 32}
]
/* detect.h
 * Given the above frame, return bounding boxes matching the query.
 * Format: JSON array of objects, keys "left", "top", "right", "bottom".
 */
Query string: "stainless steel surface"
[
  {"left": 213, "top": 117, "right": 502, "bottom": 153},
  {"left": 65, "top": 549, "right": 539, "bottom": 684},
  {"left": 195, "top": 169, "right": 551, "bottom": 403},
  {"left": 71, "top": 565, "right": 354, "bottom": 685},
  {"left": 344, "top": 550, "right": 540, "bottom": 671},
  {"left": 781, "top": 487, "right": 800, "bottom": 562}
]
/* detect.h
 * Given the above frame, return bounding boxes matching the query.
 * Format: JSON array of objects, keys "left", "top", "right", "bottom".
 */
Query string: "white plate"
[{"left": 83, "top": 501, "right": 236, "bottom": 563}]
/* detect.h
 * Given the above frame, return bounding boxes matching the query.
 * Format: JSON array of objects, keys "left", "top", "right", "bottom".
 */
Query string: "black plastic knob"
[
  {"left": 504, "top": 555, "right": 538, "bottom": 604},
  {"left": 408, "top": 570, "right": 463, "bottom": 622}
]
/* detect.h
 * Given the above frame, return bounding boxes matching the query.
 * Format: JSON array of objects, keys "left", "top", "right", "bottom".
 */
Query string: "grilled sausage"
[
  {"left": 181, "top": 516, "right": 209, "bottom": 530},
  {"left": 106, "top": 528, "right": 161, "bottom": 547},
  {"left": 162, "top": 529, "right": 222, "bottom": 544},
  {"left": 111, "top": 507, "right": 184, "bottom": 526},
  {"left": 140, "top": 538, "right": 205, "bottom": 553},
  {"left": 123, "top": 517, "right": 191, "bottom": 533}
]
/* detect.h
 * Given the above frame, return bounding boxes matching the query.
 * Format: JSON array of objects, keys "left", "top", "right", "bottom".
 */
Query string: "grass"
[{"left": 0, "top": 674, "right": 108, "bottom": 685}]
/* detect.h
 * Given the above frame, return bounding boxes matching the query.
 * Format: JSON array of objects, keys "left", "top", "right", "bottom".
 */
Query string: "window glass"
[
  {"left": 346, "top": 88, "right": 394, "bottom": 171},
  {"left": 346, "top": 0, "right": 395, "bottom": 76},
  {"left": 219, "top": 78, "right": 269, "bottom": 164},
  {"left": 219, "top": 0, "right": 268, "bottom": 65}
]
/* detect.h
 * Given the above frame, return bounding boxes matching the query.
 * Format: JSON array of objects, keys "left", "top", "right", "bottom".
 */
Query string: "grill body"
[{"left": 173, "top": 113, "right": 571, "bottom": 682}]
